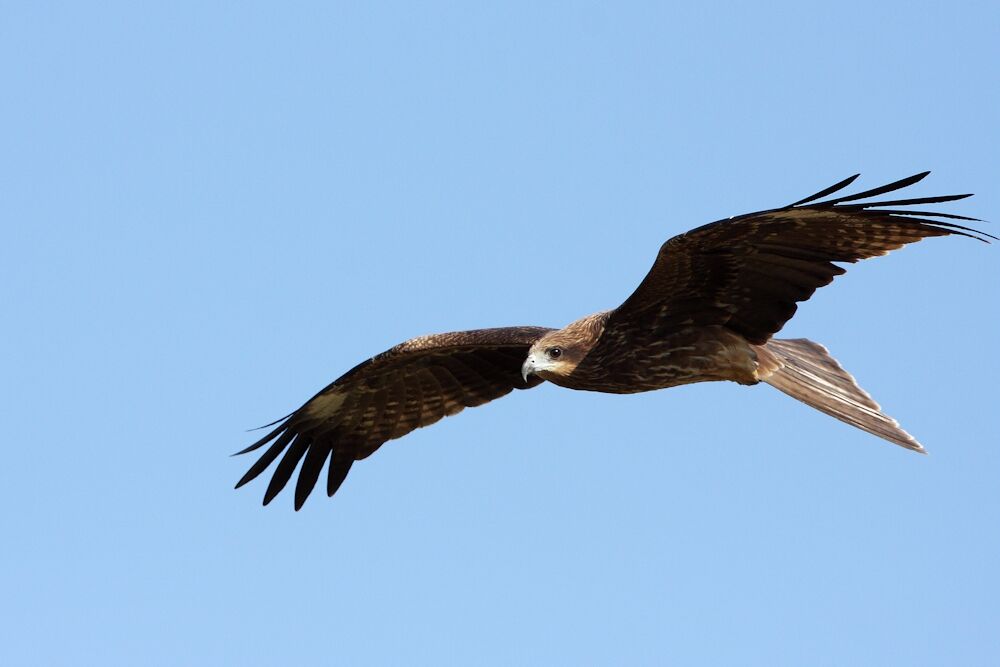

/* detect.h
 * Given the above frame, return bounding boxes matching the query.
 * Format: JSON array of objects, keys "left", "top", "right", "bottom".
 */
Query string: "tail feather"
[{"left": 755, "top": 338, "right": 924, "bottom": 452}]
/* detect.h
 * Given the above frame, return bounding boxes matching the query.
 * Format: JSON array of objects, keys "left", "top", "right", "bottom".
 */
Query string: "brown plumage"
[
  {"left": 234, "top": 327, "right": 552, "bottom": 509},
  {"left": 236, "top": 172, "right": 991, "bottom": 508}
]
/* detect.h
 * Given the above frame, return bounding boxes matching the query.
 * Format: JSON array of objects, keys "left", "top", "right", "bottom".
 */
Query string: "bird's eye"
[{"left": 548, "top": 347, "right": 563, "bottom": 359}]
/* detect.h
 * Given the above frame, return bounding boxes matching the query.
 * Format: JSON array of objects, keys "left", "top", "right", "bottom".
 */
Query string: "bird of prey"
[{"left": 235, "top": 172, "right": 990, "bottom": 509}]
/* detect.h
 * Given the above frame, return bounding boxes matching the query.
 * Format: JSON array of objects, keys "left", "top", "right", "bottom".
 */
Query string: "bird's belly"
[{"left": 557, "top": 326, "right": 760, "bottom": 394}]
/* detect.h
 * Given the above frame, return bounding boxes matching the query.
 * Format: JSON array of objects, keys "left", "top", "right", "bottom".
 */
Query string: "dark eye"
[{"left": 548, "top": 347, "right": 562, "bottom": 359}]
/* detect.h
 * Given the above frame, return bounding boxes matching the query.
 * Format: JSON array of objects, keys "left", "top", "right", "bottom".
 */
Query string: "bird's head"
[
  {"left": 522, "top": 336, "right": 579, "bottom": 382},
  {"left": 522, "top": 313, "right": 606, "bottom": 383}
]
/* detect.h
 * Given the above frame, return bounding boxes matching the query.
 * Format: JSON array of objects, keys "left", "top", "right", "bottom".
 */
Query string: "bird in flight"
[{"left": 235, "top": 172, "right": 990, "bottom": 509}]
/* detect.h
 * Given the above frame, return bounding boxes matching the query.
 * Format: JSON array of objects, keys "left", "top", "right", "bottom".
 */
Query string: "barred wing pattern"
[
  {"left": 596, "top": 172, "right": 990, "bottom": 361},
  {"left": 235, "top": 326, "right": 553, "bottom": 509}
]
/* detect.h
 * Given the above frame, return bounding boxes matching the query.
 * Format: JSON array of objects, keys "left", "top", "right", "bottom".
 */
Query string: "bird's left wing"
[
  {"left": 235, "top": 326, "right": 553, "bottom": 509},
  {"left": 594, "top": 172, "right": 990, "bottom": 354}
]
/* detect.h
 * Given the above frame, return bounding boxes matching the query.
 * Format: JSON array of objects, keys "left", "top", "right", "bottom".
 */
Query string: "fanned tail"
[{"left": 755, "top": 338, "right": 924, "bottom": 452}]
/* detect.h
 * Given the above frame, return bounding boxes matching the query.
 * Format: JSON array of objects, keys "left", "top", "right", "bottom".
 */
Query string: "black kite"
[{"left": 235, "top": 172, "right": 991, "bottom": 509}]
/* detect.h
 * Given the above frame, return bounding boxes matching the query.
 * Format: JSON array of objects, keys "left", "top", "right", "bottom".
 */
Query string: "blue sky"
[{"left": 3, "top": 2, "right": 998, "bottom": 665}]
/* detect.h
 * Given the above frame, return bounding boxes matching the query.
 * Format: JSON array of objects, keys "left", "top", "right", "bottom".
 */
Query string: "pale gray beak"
[{"left": 521, "top": 356, "right": 535, "bottom": 383}]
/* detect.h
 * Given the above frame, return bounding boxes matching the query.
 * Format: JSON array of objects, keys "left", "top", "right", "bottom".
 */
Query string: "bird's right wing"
[
  {"left": 235, "top": 326, "right": 554, "bottom": 509},
  {"left": 595, "top": 173, "right": 989, "bottom": 355}
]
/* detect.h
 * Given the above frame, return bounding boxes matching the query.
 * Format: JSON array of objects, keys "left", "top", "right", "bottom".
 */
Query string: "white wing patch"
[{"left": 304, "top": 390, "right": 347, "bottom": 419}]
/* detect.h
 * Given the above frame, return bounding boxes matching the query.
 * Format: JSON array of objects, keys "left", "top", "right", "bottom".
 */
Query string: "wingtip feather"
[
  {"left": 819, "top": 171, "right": 934, "bottom": 206},
  {"left": 789, "top": 173, "right": 861, "bottom": 207}
]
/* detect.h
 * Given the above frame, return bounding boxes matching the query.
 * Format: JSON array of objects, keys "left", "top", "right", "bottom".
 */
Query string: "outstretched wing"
[
  {"left": 597, "top": 172, "right": 990, "bottom": 352},
  {"left": 235, "top": 326, "right": 553, "bottom": 509}
]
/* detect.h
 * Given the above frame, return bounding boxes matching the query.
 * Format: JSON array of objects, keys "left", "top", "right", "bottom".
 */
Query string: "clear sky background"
[{"left": 3, "top": 2, "right": 998, "bottom": 665}]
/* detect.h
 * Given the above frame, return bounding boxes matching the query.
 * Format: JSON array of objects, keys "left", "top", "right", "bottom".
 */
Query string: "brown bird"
[{"left": 235, "top": 172, "right": 990, "bottom": 509}]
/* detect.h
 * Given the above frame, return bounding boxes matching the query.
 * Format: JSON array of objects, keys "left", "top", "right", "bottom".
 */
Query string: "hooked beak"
[{"left": 521, "top": 356, "right": 536, "bottom": 383}]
